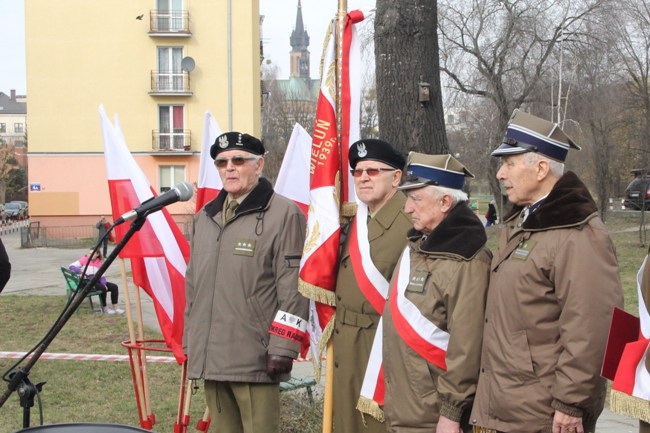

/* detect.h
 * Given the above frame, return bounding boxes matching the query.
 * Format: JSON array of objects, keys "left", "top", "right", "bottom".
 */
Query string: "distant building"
[
  {"left": 25, "top": 1, "right": 261, "bottom": 226},
  {"left": 0, "top": 90, "right": 27, "bottom": 148}
]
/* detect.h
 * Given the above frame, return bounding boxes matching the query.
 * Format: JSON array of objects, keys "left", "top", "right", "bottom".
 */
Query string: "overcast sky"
[{"left": 0, "top": 0, "right": 376, "bottom": 95}]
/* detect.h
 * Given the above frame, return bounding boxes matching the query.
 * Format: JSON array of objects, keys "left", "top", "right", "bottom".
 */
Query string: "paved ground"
[{"left": 0, "top": 229, "right": 641, "bottom": 432}]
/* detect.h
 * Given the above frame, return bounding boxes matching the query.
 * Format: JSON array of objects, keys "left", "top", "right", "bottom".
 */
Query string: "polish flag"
[
  {"left": 195, "top": 112, "right": 223, "bottom": 212},
  {"left": 274, "top": 123, "right": 311, "bottom": 216},
  {"left": 99, "top": 105, "right": 190, "bottom": 363},
  {"left": 611, "top": 255, "right": 650, "bottom": 422},
  {"left": 298, "top": 10, "right": 364, "bottom": 368}
]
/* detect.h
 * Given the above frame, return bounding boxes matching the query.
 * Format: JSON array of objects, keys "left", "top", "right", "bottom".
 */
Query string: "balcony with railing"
[
  {"left": 148, "top": 10, "right": 190, "bottom": 36},
  {"left": 149, "top": 71, "right": 192, "bottom": 96},
  {"left": 152, "top": 130, "right": 192, "bottom": 152}
]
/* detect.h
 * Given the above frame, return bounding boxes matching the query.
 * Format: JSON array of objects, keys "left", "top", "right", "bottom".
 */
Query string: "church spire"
[{"left": 290, "top": 0, "right": 310, "bottom": 78}]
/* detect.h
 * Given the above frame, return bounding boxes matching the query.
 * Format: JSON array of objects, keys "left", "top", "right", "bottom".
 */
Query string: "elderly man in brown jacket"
[
  {"left": 332, "top": 138, "right": 411, "bottom": 432},
  {"left": 382, "top": 152, "right": 491, "bottom": 433},
  {"left": 184, "top": 132, "right": 308, "bottom": 433},
  {"left": 470, "top": 110, "right": 624, "bottom": 433}
]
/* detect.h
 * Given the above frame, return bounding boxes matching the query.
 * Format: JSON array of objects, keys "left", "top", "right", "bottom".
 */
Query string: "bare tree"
[
  {"left": 374, "top": 0, "right": 448, "bottom": 155},
  {"left": 438, "top": 0, "right": 605, "bottom": 207}
]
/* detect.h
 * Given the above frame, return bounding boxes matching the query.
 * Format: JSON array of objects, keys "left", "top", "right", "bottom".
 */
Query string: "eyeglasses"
[
  {"left": 214, "top": 156, "right": 258, "bottom": 168},
  {"left": 350, "top": 167, "right": 396, "bottom": 177}
]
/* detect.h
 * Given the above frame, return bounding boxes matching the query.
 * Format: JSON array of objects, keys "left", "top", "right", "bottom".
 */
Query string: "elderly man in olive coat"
[{"left": 332, "top": 139, "right": 411, "bottom": 432}]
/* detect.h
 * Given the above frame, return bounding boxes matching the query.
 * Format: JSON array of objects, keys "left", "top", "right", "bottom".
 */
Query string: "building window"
[
  {"left": 159, "top": 105, "right": 185, "bottom": 150},
  {"left": 14, "top": 123, "right": 24, "bottom": 133},
  {"left": 160, "top": 165, "right": 186, "bottom": 193},
  {"left": 0, "top": 123, "right": 5, "bottom": 133},
  {"left": 157, "top": 46, "right": 183, "bottom": 91},
  {"left": 157, "top": 0, "right": 184, "bottom": 31}
]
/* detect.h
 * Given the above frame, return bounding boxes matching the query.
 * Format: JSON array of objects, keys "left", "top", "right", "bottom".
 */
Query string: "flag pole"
[{"left": 320, "top": 4, "right": 348, "bottom": 433}]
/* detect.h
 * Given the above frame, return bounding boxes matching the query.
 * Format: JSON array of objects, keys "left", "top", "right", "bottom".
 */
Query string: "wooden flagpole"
[
  {"left": 320, "top": 3, "right": 348, "bottom": 433},
  {"left": 120, "top": 258, "right": 149, "bottom": 424}
]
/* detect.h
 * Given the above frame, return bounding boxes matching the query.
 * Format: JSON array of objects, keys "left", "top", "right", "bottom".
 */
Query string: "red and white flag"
[
  {"left": 298, "top": 10, "right": 364, "bottom": 372},
  {"left": 274, "top": 123, "right": 311, "bottom": 217},
  {"left": 195, "top": 111, "right": 223, "bottom": 212},
  {"left": 99, "top": 105, "right": 190, "bottom": 364},
  {"left": 611, "top": 255, "right": 650, "bottom": 422}
]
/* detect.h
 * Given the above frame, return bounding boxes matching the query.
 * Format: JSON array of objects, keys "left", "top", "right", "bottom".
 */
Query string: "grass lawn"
[{"left": 0, "top": 210, "right": 646, "bottom": 432}]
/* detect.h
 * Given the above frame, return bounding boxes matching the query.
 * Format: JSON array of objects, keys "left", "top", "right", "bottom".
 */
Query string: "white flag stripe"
[
  {"left": 198, "top": 111, "right": 223, "bottom": 189},
  {"left": 274, "top": 123, "right": 311, "bottom": 205}
]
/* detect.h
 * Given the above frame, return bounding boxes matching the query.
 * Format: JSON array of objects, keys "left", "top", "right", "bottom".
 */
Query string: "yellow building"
[{"left": 25, "top": 0, "right": 261, "bottom": 226}]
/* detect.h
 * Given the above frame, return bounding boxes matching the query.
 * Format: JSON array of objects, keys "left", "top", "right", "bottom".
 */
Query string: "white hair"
[
  {"left": 523, "top": 152, "right": 564, "bottom": 177},
  {"left": 425, "top": 184, "right": 468, "bottom": 206}
]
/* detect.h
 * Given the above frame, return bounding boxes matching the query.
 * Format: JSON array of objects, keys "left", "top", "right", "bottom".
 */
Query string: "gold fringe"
[
  {"left": 610, "top": 389, "right": 650, "bottom": 424},
  {"left": 472, "top": 427, "right": 496, "bottom": 433},
  {"left": 310, "top": 312, "right": 336, "bottom": 385},
  {"left": 298, "top": 280, "right": 337, "bottom": 306},
  {"left": 341, "top": 202, "right": 358, "bottom": 218},
  {"left": 356, "top": 396, "right": 385, "bottom": 423}
]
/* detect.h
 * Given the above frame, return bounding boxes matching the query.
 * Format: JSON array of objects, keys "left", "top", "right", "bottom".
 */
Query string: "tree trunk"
[{"left": 374, "top": 0, "right": 448, "bottom": 155}]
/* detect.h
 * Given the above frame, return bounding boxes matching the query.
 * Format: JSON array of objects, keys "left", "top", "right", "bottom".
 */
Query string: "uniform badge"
[
  {"left": 406, "top": 270, "right": 429, "bottom": 293},
  {"left": 357, "top": 142, "right": 368, "bottom": 157},
  {"left": 512, "top": 240, "right": 537, "bottom": 260},
  {"left": 234, "top": 238, "right": 256, "bottom": 256},
  {"left": 218, "top": 135, "right": 229, "bottom": 148},
  {"left": 236, "top": 133, "right": 243, "bottom": 146}
]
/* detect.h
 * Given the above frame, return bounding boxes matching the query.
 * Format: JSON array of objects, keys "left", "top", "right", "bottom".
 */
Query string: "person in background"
[
  {"left": 69, "top": 249, "right": 124, "bottom": 314},
  {"left": 485, "top": 200, "right": 497, "bottom": 227},
  {"left": 382, "top": 153, "right": 491, "bottom": 433},
  {"left": 184, "top": 131, "right": 308, "bottom": 433},
  {"left": 470, "top": 109, "right": 623, "bottom": 433},
  {"left": 332, "top": 139, "right": 411, "bottom": 432},
  {"left": 95, "top": 216, "right": 111, "bottom": 257},
  {"left": 0, "top": 238, "right": 11, "bottom": 293}
]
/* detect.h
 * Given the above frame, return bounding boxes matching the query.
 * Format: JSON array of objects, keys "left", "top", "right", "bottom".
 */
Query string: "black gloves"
[{"left": 266, "top": 354, "right": 293, "bottom": 380}]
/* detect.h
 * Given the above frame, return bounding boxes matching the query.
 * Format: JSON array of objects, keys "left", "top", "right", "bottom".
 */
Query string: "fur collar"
[
  {"left": 408, "top": 201, "right": 487, "bottom": 259},
  {"left": 204, "top": 177, "right": 274, "bottom": 218},
  {"left": 504, "top": 171, "right": 598, "bottom": 230}
]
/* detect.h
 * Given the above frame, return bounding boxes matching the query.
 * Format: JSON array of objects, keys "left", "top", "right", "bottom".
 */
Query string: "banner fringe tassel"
[
  {"left": 298, "top": 281, "right": 337, "bottom": 306},
  {"left": 610, "top": 389, "right": 650, "bottom": 424}
]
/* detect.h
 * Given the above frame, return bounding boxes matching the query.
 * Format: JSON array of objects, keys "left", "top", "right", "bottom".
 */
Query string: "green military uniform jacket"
[{"left": 332, "top": 192, "right": 411, "bottom": 433}]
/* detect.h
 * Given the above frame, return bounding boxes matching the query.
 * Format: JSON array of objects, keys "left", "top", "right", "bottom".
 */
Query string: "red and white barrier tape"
[
  {"left": 0, "top": 351, "right": 176, "bottom": 363},
  {"left": 0, "top": 352, "right": 313, "bottom": 363}
]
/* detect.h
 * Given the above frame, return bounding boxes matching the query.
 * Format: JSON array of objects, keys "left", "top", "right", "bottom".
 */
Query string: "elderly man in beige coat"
[
  {"left": 470, "top": 110, "right": 624, "bottom": 433},
  {"left": 381, "top": 152, "right": 491, "bottom": 433}
]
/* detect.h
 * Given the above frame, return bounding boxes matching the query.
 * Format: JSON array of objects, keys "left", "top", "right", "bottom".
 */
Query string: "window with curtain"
[
  {"left": 157, "top": 46, "right": 183, "bottom": 91},
  {"left": 157, "top": 0, "right": 183, "bottom": 31},
  {"left": 159, "top": 105, "right": 184, "bottom": 150},
  {"left": 159, "top": 165, "right": 186, "bottom": 193}
]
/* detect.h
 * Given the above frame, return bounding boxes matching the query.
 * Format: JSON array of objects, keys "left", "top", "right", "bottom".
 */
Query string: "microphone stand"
[{"left": 0, "top": 215, "right": 149, "bottom": 427}]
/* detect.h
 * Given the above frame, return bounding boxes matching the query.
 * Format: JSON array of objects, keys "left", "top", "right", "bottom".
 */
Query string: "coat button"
[
  {"left": 337, "top": 295, "right": 342, "bottom": 301},
  {"left": 334, "top": 361, "right": 339, "bottom": 368},
  {"left": 481, "top": 368, "right": 485, "bottom": 373},
  {"left": 485, "top": 318, "right": 488, "bottom": 323},
  {"left": 335, "top": 328, "right": 340, "bottom": 334},
  {"left": 472, "top": 419, "right": 477, "bottom": 424}
]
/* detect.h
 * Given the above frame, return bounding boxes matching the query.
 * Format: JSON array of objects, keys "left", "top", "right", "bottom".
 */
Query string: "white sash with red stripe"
[
  {"left": 349, "top": 203, "right": 389, "bottom": 420},
  {"left": 389, "top": 246, "right": 450, "bottom": 370}
]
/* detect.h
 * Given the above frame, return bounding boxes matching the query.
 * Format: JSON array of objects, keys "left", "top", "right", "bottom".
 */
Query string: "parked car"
[
  {"left": 9, "top": 201, "right": 28, "bottom": 218},
  {"left": 4, "top": 202, "right": 26, "bottom": 220},
  {"left": 624, "top": 169, "right": 650, "bottom": 210}
]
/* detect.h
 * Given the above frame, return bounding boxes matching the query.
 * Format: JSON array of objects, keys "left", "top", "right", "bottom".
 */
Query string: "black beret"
[
  {"left": 348, "top": 139, "right": 406, "bottom": 170},
  {"left": 210, "top": 131, "right": 265, "bottom": 159}
]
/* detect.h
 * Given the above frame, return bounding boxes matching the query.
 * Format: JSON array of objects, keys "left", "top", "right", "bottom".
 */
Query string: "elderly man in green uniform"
[
  {"left": 332, "top": 139, "right": 411, "bottom": 432},
  {"left": 184, "top": 132, "right": 308, "bottom": 433},
  {"left": 470, "top": 110, "right": 623, "bottom": 433},
  {"left": 382, "top": 152, "right": 491, "bottom": 433}
]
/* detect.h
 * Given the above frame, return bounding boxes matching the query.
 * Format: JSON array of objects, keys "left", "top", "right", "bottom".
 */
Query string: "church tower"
[{"left": 289, "top": 0, "right": 310, "bottom": 79}]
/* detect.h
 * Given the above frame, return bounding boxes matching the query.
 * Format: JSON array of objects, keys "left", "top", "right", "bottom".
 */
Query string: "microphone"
[{"left": 116, "top": 181, "right": 194, "bottom": 224}]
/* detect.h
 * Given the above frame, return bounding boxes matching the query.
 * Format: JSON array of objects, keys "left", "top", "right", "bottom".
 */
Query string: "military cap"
[
  {"left": 399, "top": 152, "right": 474, "bottom": 191},
  {"left": 210, "top": 131, "right": 265, "bottom": 159},
  {"left": 491, "top": 109, "right": 581, "bottom": 162},
  {"left": 348, "top": 139, "right": 406, "bottom": 170}
]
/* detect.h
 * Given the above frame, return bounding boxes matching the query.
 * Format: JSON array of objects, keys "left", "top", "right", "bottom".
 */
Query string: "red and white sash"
[
  {"left": 349, "top": 203, "right": 389, "bottom": 420},
  {"left": 389, "top": 246, "right": 450, "bottom": 370}
]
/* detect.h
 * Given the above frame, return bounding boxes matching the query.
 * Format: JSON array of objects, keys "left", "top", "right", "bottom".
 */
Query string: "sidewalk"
[{"left": 0, "top": 231, "right": 641, "bottom": 432}]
